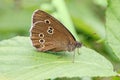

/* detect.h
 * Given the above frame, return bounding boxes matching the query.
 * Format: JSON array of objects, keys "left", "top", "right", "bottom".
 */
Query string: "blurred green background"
[
  {"left": 0, "top": 0, "right": 120, "bottom": 80},
  {"left": 0, "top": 0, "right": 106, "bottom": 41}
]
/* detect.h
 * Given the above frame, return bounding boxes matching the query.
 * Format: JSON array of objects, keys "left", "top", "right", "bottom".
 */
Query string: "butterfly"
[{"left": 30, "top": 10, "right": 82, "bottom": 55}]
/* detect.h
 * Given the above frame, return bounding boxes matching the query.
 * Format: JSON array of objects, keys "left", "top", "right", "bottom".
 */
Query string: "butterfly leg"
[
  {"left": 77, "top": 48, "right": 80, "bottom": 55},
  {"left": 72, "top": 50, "right": 76, "bottom": 63}
]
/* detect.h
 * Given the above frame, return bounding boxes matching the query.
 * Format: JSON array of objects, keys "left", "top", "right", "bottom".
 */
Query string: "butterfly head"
[{"left": 75, "top": 41, "right": 82, "bottom": 48}]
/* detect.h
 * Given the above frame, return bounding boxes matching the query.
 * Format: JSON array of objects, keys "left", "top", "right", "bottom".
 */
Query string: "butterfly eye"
[
  {"left": 49, "top": 27, "right": 52, "bottom": 30},
  {"left": 48, "top": 26, "right": 54, "bottom": 30},
  {"left": 39, "top": 33, "right": 44, "bottom": 38},
  {"left": 40, "top": 44, "right": 45, "bottom": 49},
  {"left": 39, "top": 39, "right": 45, "bottom": 44},
  {"left": 44, "top": 19, "right": 51, "bottom": 24},
  {"left": 47, "top": 29, "right": 54, "bottom": 34}
]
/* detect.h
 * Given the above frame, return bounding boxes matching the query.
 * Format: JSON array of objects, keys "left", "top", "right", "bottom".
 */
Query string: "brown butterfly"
[{"left": 30, "top": 10, "right": 82, "bottom": 55}]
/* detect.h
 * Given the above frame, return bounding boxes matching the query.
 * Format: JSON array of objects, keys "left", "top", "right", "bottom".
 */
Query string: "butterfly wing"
[{"left": 30, "top": 10, "right": 76, "bottom": 52}]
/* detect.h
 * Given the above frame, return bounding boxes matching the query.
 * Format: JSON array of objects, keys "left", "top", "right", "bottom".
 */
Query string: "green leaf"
[
  {"left": 106, "top": 0, "right": 120, "bottom": 59},
  {"left": 0, "top": 36, "right": 117, "bottom": 80},
  {"left": 66, "top": 0, "right": 106, "bottom": 39},
  {"left": 52, "top": 0, "right": 79, "bottom": 40}
]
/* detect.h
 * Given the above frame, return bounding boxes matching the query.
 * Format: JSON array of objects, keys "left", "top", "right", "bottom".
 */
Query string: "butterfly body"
[{"left": 30, "top": 10, "right": 82, "bottom": 52}]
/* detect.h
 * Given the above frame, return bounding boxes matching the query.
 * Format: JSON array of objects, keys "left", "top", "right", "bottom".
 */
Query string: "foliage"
[
  {"left": 0, "top": 0, "right": 120, "bottom": 80},
  {"left": 0, "top": 36, "right": 117, "bottom": 80},
  {"left": 106, "top": 0, "right": 120, "bottom": 59}
]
